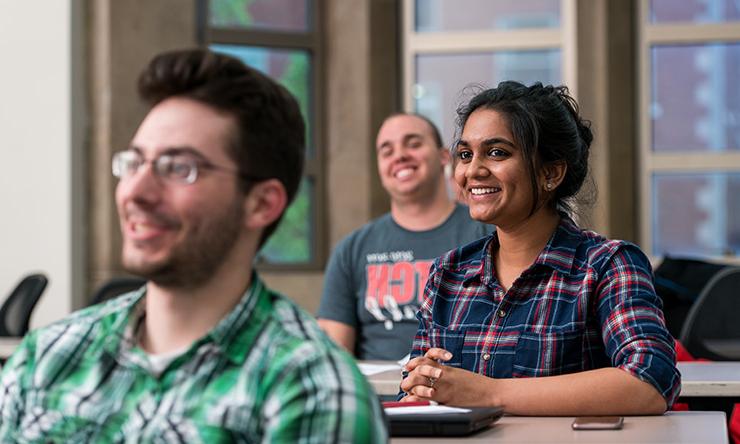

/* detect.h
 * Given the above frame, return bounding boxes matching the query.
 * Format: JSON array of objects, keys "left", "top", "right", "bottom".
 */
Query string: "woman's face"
[{"left": 454, "top": 108, "right": 539, "bottom": 229}]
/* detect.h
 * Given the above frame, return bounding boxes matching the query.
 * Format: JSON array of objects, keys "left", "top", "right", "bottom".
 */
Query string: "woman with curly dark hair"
[{"left": 400, "top": 81, "right": 680, "bottom": 416}]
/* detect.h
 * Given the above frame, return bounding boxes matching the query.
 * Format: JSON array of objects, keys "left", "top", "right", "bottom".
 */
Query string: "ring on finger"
[{"left": 428, "top": 377, "right": 436, "bottom": 388}]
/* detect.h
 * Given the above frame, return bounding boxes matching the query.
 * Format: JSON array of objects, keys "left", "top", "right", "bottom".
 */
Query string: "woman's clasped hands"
[{"left": 400, "top": 347, "right": 496, "bottom": 406}]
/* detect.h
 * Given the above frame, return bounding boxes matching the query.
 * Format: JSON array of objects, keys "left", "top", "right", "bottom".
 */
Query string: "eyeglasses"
[{"left": 112, "top": 150, "right": 264, "bottom": 185}]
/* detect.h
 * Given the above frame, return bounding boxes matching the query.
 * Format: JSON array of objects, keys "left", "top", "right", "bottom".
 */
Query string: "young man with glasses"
[{"left": 0, "top": 49, "right": 386, "bottom": 442}]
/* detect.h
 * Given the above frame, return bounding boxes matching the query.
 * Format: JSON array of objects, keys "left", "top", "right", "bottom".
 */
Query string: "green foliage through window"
[
  {"left": 210, "top": 43, "right": 314, "bottom": 264},
  {"left": 209, "top": 0, "right": 255, "bottom": 28},
  {"left": 260, "top": 179, "right": 312, "bottom": 262}
]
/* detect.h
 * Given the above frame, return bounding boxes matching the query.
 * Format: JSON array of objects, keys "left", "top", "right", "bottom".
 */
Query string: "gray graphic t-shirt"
[{"left": 318, "top": 204, "right": 493, "bottom": 360}]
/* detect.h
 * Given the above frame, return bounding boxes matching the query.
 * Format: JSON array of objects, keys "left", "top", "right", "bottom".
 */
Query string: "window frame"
[
  {"left": 198, "top": 0, "right": 326, "bottom": 271},
  {"left": 401, "top": 0, "right": 578, "bottom": 124},
  {"left": 637, "top": 0, "right": 740, "bottom": 261}
]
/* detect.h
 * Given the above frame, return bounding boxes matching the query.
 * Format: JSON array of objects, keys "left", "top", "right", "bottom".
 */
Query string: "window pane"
[
  {"left": 652, "top": 172, "right": 740, "bottom": 257},
  {"left": 211, "top": 44, "right": 314, "bottom": 158},
  {"left": 649, "top": 0, "right": 740, "bottom": 23},
  {"left": 259, "top": 178, "right": 313, "bottom": 263},
  {"left": 651, "top": 44, "right": 740, "bottom": 152},
  {"left": 414, "top": 50, "right": 561, "bottom": 142},
  {"left": 209, "top": 0, "right": 310, "bottom": 32},
  {"left": 415, "top": 0, "right": 560, "bottom": 32}
]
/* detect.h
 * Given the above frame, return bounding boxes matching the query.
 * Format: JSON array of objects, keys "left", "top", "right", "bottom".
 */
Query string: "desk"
[
  {"left": 360, "top": 361, "right": 403, "bottom": 397},
  {"left": 678, "top": 362, "right": 740, "bottom": 398},
  {"left": 0, "top": 337, "right": 22, "bottom": 360},
  {"left": 677, "top": 361, "right": 740, "bottom": 421},
  {"left": 363, "top": 361, "right": 740, "bottom": 399},
  {"left": 391, "top": 411, "right": 727, "bottom": 443}
]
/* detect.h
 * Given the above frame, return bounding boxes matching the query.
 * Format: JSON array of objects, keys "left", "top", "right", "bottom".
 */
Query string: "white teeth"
[
  {"left": 132, "top": 222, "right": 155, "bottom": 233},
  {"left": 470, "top": 187, "right": 500, "bottom": 195},
  {"left": 395, "top": 168, "right": 414, "bottom": 179}
]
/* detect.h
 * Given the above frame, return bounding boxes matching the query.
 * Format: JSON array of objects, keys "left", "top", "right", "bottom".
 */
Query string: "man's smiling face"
[
  {"left": 115, "top": 97, "right": 246, "bottom": 287},
  {"left": 375, "top": 114, "right": 448, "bottom": 204}
]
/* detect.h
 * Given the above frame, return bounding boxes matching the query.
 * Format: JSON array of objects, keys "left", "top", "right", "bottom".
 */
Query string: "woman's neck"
[{"left": 495, "top": 209, "right": 561, "bottom": 273}]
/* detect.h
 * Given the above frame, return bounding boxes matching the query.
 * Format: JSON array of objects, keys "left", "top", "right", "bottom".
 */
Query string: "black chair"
[
  {"left": 654, "top": 256, "right": 728, "bottom": 337},
  {"left": 0, "top": 273, "right": 48, "bottom": 337},
  {"left": 90, "top": 277, "right": 146, "bottom": 306},
  {"left": 679, "top": 267, "right": 740, "bottom": 361}
]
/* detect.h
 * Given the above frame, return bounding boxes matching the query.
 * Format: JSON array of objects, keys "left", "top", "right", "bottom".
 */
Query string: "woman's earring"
[{"left": 545, "top": 182, "right": 553, "bottom": 191}]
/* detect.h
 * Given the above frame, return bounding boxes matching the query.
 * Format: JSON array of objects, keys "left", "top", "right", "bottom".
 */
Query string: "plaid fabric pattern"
[
  {"left": 410, "top": 216, "right": 681, "bottom": 407},
  {"left": 0, "top": 276, "right": 387, "bottom": 443}
]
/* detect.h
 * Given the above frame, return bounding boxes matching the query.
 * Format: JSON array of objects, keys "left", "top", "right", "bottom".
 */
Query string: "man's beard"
[{"left": 122, "top": 199, "right": 244, "bottom": 289}]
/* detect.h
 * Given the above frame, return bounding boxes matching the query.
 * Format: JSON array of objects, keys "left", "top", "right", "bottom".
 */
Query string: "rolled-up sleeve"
[{"left": 595, "top": 244, "right": 681, "bottom": 408}]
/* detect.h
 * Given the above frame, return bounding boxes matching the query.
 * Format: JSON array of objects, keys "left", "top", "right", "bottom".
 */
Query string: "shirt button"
[
  {"left": 497, "top": 309, "right": 507, "bottom": 318},
  {"left": 482, "top": 353, "right": 491, "bottom": 361}
]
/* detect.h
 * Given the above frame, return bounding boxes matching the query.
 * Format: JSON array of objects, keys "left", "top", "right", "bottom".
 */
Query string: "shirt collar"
[
  {"left": 474, "top": 214, "right": 583, "bottom": 285},
  {"left": 105, "top": 273, "right": 270, "bottom": 368},
  {"left": 532, "top": 214, "right": 583, "bottom": 275},
  {"left": 206, "top": 273, "right": 270, "bottom": 365},
  {"left": 478, "top": 233, "right": 498, "bottom": 287},
  {"left": 99, "top": 287, "right": 147, "bottom": 368}
]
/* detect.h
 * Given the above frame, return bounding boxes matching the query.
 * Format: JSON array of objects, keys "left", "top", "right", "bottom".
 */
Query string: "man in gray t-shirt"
[{"left": 318, "top": 113, "right": 492, "bottom": 360}]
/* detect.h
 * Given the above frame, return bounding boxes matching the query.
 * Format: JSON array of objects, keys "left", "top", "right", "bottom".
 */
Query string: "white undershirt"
[{"left": 146, "top": 345, "right": 190, "bottom": 377}]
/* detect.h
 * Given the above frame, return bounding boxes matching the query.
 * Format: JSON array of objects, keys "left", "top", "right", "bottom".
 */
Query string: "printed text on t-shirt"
[{"left": 364, "top": 256, "right": 434, "bottom": 330}]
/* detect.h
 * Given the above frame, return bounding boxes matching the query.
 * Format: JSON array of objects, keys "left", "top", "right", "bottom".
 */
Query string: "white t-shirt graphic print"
[{"left": 319, "top": 204, "right": 493, "bottom": 360}]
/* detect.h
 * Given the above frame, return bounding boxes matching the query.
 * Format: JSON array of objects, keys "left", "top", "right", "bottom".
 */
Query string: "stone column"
[{"left": 86, "top": 0, "right": 197, "bottom": 300}]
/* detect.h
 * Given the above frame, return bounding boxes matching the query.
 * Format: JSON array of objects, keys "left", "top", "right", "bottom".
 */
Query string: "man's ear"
[
  {"left": 243, "top": 179, "right": 288, "bottom": 230},
  {"left": 439, "top": 147, "right": 451, "bottom": 168}
]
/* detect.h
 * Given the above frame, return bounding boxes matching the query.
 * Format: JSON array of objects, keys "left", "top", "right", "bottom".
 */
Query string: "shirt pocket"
[
  {"left": 512, "top": 329, "right": 585, "bottom": 378},
  {"left": 427, "top": 325, "right": 466, "bottom": 368},
  {"left": 17, "top": 409, "right": 118, "bottom": 443},
  {"left": 148, "top": 423, "right": 236, "bottom": 444},
  {"left": 427, "top": 325, "right": 489, "bottom": 373}
]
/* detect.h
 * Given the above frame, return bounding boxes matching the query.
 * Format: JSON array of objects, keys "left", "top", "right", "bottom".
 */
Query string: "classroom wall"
[{"left": 0, "top": 1, "right": 85, "bottom": 328}]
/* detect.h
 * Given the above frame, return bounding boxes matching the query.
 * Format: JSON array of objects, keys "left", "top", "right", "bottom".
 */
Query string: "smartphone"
[{"left": 571, "top": 416, "right": 624, "bottom": 430}]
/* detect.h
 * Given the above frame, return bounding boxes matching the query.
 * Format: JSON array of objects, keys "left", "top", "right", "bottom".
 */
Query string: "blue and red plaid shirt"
[{"left": 409, "top": 215, "right": 681, "bottom": 407}]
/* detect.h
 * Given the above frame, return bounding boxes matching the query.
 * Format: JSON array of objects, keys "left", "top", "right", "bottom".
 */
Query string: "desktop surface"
[{"left": 391, "top": 411, "right": 727, "bottom": 443}]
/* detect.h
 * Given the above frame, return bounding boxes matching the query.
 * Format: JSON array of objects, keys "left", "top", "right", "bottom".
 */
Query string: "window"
[
  {"left": 403, "top": 0, "right": 576, "bottom": 143},
  {"left": 639, "top": 0, "right": 740, "bottom": 258},
  {"left": 201, "top": 0, "right": 324, "bottom": 268}
]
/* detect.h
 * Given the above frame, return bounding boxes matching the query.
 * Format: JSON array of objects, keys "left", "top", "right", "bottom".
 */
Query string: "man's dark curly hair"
[{"left": 137, "top": 48, "right": 305, "bottom": 246}]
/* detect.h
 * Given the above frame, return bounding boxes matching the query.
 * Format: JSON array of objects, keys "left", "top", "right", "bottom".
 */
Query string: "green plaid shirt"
[{"left": 0, "top": 276, "right": 387, "bottom": 443}]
